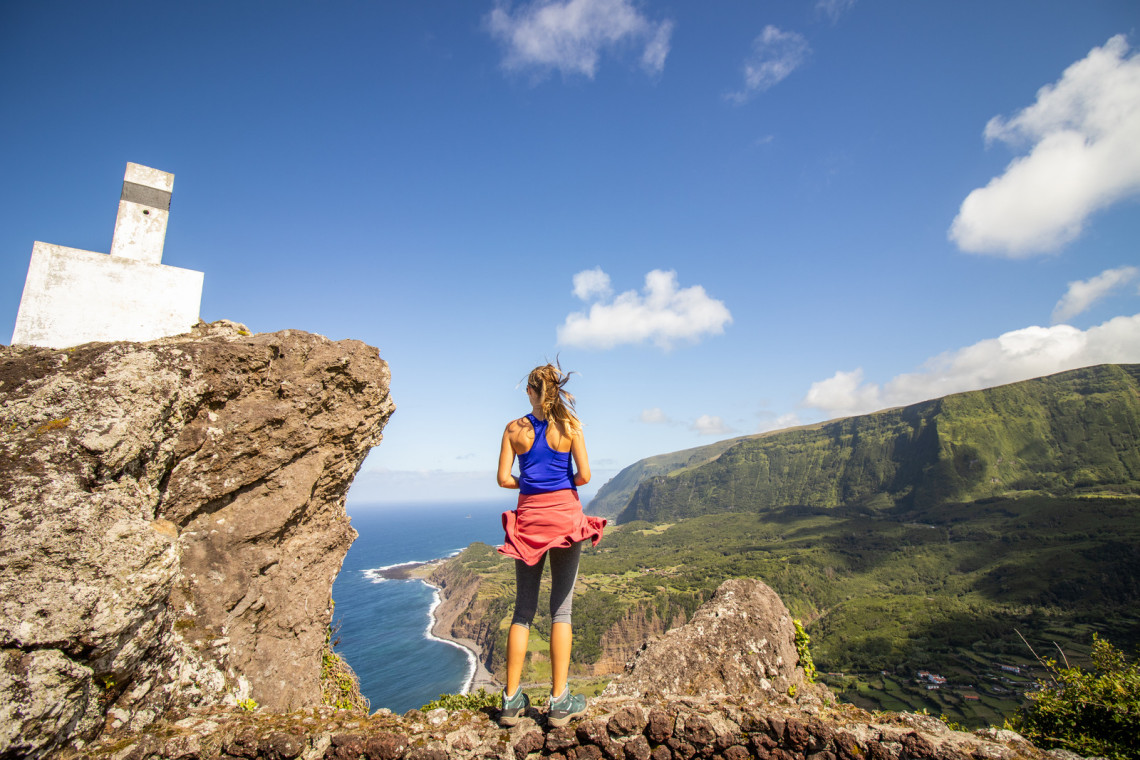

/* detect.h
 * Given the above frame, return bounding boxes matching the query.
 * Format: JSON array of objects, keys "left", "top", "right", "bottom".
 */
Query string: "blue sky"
[{"left": 3, "top": 1, "right": 1139, "bottom": 505}]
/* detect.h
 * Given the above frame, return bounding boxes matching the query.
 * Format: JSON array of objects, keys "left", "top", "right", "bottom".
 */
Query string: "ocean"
[{"left": 330, "top": 500, "right": 509, "bottom": 714}]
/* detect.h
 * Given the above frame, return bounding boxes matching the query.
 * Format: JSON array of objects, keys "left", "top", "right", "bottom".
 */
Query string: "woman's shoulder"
[{"left": 506, "top": 415, "right": 534, "bottom": 434}]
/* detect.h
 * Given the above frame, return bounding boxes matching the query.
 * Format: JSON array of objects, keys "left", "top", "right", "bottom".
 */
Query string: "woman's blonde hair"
[{"left": 527, "top": 361, "right": 581, "bottom": 435}]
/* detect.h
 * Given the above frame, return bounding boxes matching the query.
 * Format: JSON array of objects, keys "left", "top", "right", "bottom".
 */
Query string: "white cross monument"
[{"left": 10, "top": 163, "right": 205, "bottom": 348}]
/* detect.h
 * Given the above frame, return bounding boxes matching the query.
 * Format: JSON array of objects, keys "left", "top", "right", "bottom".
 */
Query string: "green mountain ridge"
[
  {"left": 615, "top": 364, "right": 1140, "bottom": 524},
  {"left": 587, "top": 435, "right": 746, "bottom": 517}
]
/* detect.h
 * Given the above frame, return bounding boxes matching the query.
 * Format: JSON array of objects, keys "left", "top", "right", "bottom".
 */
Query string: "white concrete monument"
[{"left": 10, "top": 163, "right": 204, "bottom": 348}]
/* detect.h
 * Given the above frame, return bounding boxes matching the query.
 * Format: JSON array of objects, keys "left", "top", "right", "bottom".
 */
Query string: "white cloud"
[
  {"left": 801, "top": 369, "right": 882, "bottom": 418},
  {"left": 641, "top": 19, "right": 674, "bottom": 75},
  {"left": 801, "top": 313, "right": 1140, "bottom": 418},
  {"left": 640, "top": 407, "right": 669, "bottom": 424},
  {"left": 692, "top": 414, "right": 734, "bottom": 436},
  {"left": 950, "top": 35, "right": 1140, "bottom": 256},
  {"left": 1052, "top": 266, "right": 1139, "bottom": 323},
  {"left": 572, "top": 266, "right": 612, "bottom": 300},
  {"left": 727, "top": 26, "right": 810, "bottom": 104},
  {"left": 815, "top": 0, "right": 856, "bottom": 23},
  {"left": 758, "top": 412, "right": 801, "bottom": 434},
  {"left": 557, "top": 269, "right": 732, "bottom": 350},
  {"left": 486, "top": 0, "right": 674, "bottom": 78}
]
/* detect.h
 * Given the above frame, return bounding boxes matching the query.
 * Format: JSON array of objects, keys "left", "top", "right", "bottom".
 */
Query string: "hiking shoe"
[
  {"left": 499, "top": 687, "right": 529, "bottom": 726},
  {"left": 547, "top": 687, "right": 586, "bottom": 727}
]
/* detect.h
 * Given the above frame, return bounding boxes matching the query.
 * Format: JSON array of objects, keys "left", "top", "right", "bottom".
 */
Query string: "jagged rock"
[
  {"left": 604, "top": 578, "right": 804, "bottom": 701},
  {"left": 591, "top": 606, "right": 684, "bottom": 676},
  {"left": 0, "top": 321, "right": 393, "bottom": 758}
]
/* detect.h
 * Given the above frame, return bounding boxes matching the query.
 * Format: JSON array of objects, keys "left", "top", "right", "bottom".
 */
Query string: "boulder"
[
  {"left": 604, "top": 578, "right": 805, "bottom": 700},
  {"left": 0, "top": 321, "right": 393, "bottom": 757}
]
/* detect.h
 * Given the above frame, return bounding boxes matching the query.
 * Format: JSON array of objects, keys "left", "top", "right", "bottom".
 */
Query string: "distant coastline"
[{"left": 375, "top": 558, "right": 500, "bottom": 694}]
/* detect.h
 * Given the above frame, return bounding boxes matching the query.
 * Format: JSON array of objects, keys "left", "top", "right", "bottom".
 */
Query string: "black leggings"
[{"left": 510, "top": 541, "right": 583, "bottom": 628}]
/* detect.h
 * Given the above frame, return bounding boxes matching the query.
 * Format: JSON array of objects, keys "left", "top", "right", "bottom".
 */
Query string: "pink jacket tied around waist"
[{"left": 499, "top": 489, "right": 606, "bottom": 566}]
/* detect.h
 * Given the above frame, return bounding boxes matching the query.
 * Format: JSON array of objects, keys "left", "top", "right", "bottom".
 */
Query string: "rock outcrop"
[
  {"left": 590, "top": 606, "right": 686, "bottom": 676},
  {"left": 0, "top": 321, "right": 393, "bottom": 758},
  {"left": 64, "top": 578, "right": 1061, "bottom": 760},
  {"left": 604, "top": 578, "right": 804, "bottom": 701}
]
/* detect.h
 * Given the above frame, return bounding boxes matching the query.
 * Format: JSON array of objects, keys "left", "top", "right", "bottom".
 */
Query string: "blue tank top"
[{"left": 517, "top": 414, "right": 576, "bottom": 495}]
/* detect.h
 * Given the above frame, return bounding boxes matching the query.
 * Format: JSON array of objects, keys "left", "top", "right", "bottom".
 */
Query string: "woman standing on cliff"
[{"left": 496, "top": 362, "right": 606, "bottom": 727}]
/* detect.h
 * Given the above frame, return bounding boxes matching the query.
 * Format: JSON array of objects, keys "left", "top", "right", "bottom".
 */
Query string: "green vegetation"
[
  {"left": 794, "top": 619, "right": 816, "bottom": 682},
  {"left": 237, "top": 698, "right": 258, "bottom": 712},
  {"left": 421, "top": 688, "right": 501, "bottom": 712},
  {"left": 1008, "top": 635, "right": 1140, "bottom": 760},
  {"left": 321, "top": 603, "right": 369, "bottom": 712}
]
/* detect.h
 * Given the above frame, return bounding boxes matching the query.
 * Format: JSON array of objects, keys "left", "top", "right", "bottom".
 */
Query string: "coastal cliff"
[
  {"left": 0, "top": 321, "right": 393, "bottom": 758},
  {"left": 589, "top": 606, "right": 686, "bottom": 676},
  {"left": 426, "top": 546, "right": 688, "bottom": 685},
  {"left": 428, "top": 549, "right": 511, "bottom": 685}
]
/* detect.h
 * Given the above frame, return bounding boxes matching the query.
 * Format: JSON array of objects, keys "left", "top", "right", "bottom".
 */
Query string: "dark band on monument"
[{"left": 121, "top": 181, "right": 172, "bottom": 211}]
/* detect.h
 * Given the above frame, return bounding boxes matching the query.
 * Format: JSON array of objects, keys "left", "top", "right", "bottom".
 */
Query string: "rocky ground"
[
  {"left": 59, "top": 692, "right": 1066, "bottom": 760},
  {"left": 61, "top": 580, "right": 1064, "bottom": 760}
]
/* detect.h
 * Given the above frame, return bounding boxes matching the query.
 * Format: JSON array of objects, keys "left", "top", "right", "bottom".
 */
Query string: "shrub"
[
  {"left": 321, "top": 605, "right": 369, "bottom": 712},
  {"left": 794, "top": 619, "right": 817, "bottom": 683},
  {"left": 1009, "top": 634, "right": 1139, "bottom": 760},
  {"left": 421, "top": 688, "right": 500, "bottom": 712}
]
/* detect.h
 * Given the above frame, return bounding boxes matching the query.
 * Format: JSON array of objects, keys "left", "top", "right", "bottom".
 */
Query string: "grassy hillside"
[
  {"left": 618, "top": 364, "right": 1140, "bottom": 524},
  {"left": 441, "top": 493, "right": 1140, "bottom": 726},
  {"left": 587, "top": 436, "right": 748, "bottom": 517}
]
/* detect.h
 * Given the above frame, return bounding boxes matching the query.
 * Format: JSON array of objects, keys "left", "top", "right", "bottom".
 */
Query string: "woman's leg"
[
  {"left": 550, "top": 622, "right": 572, "bottom": 698},
  {"left": 506, "top": 624, "right": 531, "bottom": 696},
  {"left": 507, "top": 555, "right": 545, "bottom": 694},
  {"left": 547, "top": 541, "right": 583, "bottom": 697}
]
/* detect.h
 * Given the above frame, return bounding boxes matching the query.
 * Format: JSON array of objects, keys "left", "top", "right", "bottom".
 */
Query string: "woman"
[{"left": 496, "top": 363, "right": 606, "bottom": 727}]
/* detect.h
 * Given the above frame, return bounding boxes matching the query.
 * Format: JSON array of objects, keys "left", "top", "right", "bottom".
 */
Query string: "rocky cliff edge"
[
  {"left": 60, "top": 578, "right": 1062, "bottom": 760},
  {"left": 0, "top": 321, "right": 394, "bottom": 758}
]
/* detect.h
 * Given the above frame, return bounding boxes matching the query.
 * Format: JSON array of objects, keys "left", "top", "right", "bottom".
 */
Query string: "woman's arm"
[
  {"left": 570, "top": 430, "right": 591, "bottom": 487},
  {"left": 497, "top": 426, "right": 520, "bottom": 489}
]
